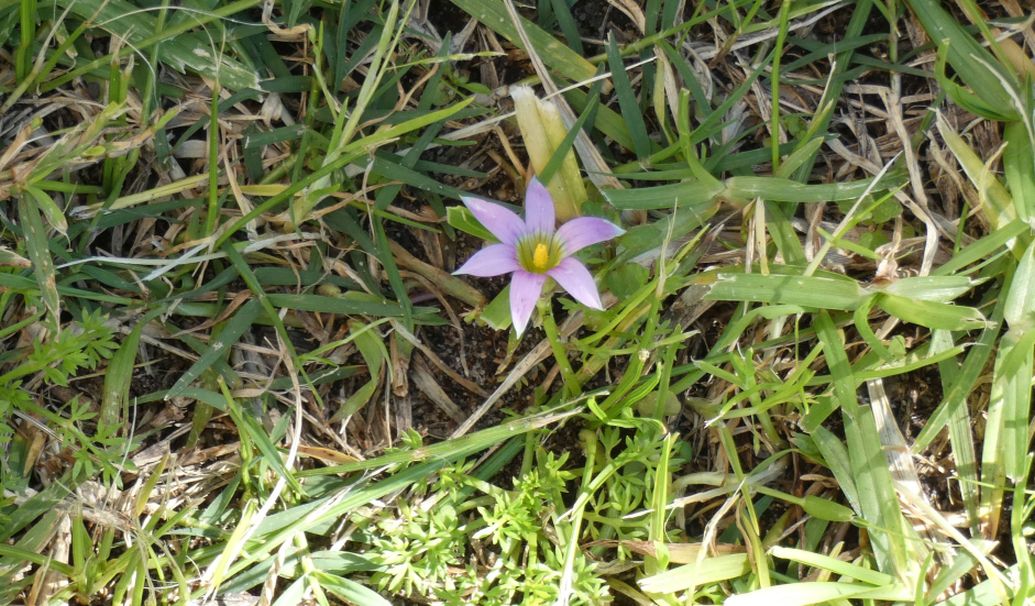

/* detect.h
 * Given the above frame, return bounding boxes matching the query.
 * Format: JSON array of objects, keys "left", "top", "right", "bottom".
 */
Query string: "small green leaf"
[
  {"left": 99, "top": 320, "right": 145, "bottom": 429},
  {"left": 800, "top": 495, "right": 856, "bottom": 523},
  {"left": 724, "top": 173, "right": 904, "bottom": 203},
  {"left": 478, "top": 286, "right": 512, "bottom": 331},
  {"left": 1003, "top": 239, "right": 1035, "bottom": 329},
  {"left": 606, "top": 263, "right": 650, "bottom": 300},
  {"left": 876, "top": 293, "right": 987, "bottom": 331},
  {"left": 446, "top": 205, "right": 496, "bottom": 242},
  {"left": 639, "top": 553, "right": 751, "bottom": 593},
  {"left": 878, "top": 276, "right": 976, "bottom": 303},
  {"left": 707, "top": 273, "right": 868, "bottom": 310},
  {"left": 770, "top": 546, "right": 893, "bottom": 585},
  {"left": 24, "top": 185, "right": 68, "bottom": 235},
  {"left": 603, "top": 180, "right": 723, "bottom": 210},
  {"left": 333, "top": 320, "right": 388, "bottom": 420}
]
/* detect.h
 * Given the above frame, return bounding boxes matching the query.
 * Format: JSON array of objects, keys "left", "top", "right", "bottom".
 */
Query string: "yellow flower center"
[
  {"left": 516, "top": 234, "right": 562, "bottom": 274},
  {"left": 532, "top": 243, "right": 550, "bottom": 272}
]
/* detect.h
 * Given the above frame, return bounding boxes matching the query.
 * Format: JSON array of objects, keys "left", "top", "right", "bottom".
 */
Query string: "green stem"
[
  {"left": 538, "top": 299, "right": 581, "bottom": 397},
  {"left": 770, "top": 0, "right": 792, "bottom": 171},
  {"left": 206, "top": 81, "right": 222, "bottom": 236}
]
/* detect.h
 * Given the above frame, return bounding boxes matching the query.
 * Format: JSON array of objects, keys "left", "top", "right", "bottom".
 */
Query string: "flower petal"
[
  {"left": 463, "top": 196, "right": 526, "bottom": 245},
  {"left": 556, "top": 216, "right": 625, "bottom": 255},
  {"left": 547, "top": 257, "right": 602, "bottom": 310},
  {"left": 524, "top": 177, "right": 555, "bottom": 235},
  {"left": 509, "top": 270, "right": 546, "bottom": 335},
  {"left": 453, "top": 244, "right": 519, "bottom": 277}
]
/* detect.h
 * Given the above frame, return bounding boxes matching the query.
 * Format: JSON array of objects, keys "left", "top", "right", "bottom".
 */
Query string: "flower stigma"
[
  {"left": 532, "top": 242, "right": 549, "bottom": 271},
  {"left": 516, "top": 234, "right": 561, "bottom": 274}
]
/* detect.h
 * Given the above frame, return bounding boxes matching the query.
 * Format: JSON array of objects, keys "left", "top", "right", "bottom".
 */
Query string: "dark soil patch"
[{"left": 425, "top": 0, "right": 472, "bottom": 35}]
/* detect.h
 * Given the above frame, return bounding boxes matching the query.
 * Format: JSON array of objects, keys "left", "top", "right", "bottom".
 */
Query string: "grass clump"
[{"left": 1, "top": 0, "right": 1033, "bottom": 605}]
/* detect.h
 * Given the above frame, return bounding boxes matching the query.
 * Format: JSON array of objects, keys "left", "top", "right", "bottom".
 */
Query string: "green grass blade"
[
  {"left": 448, "top": 0, "right": 596, "bottom": 83},
  {"left": 607, "top": 34, "right": 651, "bottom": 159},
  {"left": 167, "top": 300, "right": 262, "bottom": 397},
  {"left": 707, "top": 273, "right": 868, "bottom": 311},
  {"left": 905, "top": 0, "right": 1017, "bottom": 117},
  {"left": 638, "top": 554, "right": 751, "bottom": 593},
  {"left": 876, "top": 293, "right": 987, "bottom": 331},
  {"left": 16, "top": 193, "right": 60, "bottom": 328}
]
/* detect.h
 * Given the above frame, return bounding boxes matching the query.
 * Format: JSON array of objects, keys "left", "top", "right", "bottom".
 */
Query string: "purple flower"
[{"left": 454, "top": 178, "right": 624, "bottom": 335}]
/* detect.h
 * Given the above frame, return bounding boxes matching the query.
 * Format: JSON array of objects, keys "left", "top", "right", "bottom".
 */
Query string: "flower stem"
[{"left": 538, "top": 299, "right": 581, "bottom": 397}]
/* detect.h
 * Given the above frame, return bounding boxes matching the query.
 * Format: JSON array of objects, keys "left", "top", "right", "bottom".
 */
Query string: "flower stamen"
[{"left": 532, "top": 242, "right": 550, "bottom": 272}]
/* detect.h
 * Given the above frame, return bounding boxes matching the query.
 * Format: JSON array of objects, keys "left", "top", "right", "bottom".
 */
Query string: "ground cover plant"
[{"left": 1, "top": 0, "right": 1034, "bottom": 604}]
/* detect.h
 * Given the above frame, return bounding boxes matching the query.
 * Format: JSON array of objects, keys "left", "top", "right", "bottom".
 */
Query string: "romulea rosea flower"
[{"left": 454, "top": 178, "right": 624, "bottom": 335}]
